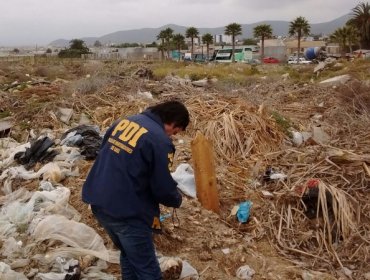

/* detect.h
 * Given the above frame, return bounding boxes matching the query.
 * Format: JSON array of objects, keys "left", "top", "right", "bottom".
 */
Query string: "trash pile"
[{"left": 0, "top": 60, "right": 369, "bottom": 279}]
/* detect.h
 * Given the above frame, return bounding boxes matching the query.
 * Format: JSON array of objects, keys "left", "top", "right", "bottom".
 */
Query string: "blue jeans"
[{"left": 91, "top": 206, "right": 162, "bottom": 280}]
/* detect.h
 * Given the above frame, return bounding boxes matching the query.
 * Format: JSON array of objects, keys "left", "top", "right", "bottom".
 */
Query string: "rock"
[
  {"left": 57, "top": 107, "right": 73, "bottom": 124},
  {"left": 319, "top": 74, "right": 351, "bottom": 86},
  {"left": 314, "top": 62, "right": 326, "bottom": 73},
  {"left": 192, "top": 78, "right": 209, "bottom": 87},
  {"left": 311, "top": 126, "right": 330, "bottom": 145}
]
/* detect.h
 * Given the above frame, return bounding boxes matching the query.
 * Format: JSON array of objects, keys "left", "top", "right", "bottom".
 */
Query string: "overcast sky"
[{"left": 0, "top": 0, "right": 358, "bottom": 46}]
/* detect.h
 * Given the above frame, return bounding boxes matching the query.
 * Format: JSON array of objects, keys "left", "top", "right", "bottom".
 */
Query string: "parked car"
[
  {"left": 263, "top": 57, "right": 279, "bottom": 64},
  {"left": 288, "top": 57, "right": 312, "bottom": 64}
]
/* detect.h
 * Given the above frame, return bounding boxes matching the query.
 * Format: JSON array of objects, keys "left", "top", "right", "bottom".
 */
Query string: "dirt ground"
[{"left": 0, "top": 58, "right": 369, "bottom": 280}]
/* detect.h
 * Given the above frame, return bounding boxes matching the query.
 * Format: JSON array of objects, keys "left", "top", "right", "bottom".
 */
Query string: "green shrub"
[
  {"left": 58, "top": 49, "right": 89, "bottom": 58},
  {"left": 64, "top": 75, "right": 111, "bottom": 95},
  {"left": 271, "top": 111, "right": 293, "bottom": 137},
  {"left": 0, "top": 110, "right": 11, "bottom": 119}
]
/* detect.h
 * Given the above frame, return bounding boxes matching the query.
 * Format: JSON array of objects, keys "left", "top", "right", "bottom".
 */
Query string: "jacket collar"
[{"left": 142, "top": 110, "right": 164, "bottom": 129}]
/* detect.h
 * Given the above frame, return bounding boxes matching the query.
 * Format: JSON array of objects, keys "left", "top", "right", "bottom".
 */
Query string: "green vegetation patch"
[
  {"left": 271, "top": 111, "right": 293, "bottom": 137},
  {"left": 0, "top": 110, "right": 11, "bottom": 119}
]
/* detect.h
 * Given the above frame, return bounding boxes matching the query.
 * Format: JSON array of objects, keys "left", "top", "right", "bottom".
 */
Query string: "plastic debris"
[
  {"left": 0, "top": 118, "right": 13, "bottom": 138},
  {"left": 263, "top": 167, "right": 287, "bottom": 181},
  {"left": 179, "top": 260, "right": 199, "bottom": 280},
  {"left": 236, "top": 201, "right": 252, "bottom": 223},
  {"left": 14, "top": 136, "right": 58, "bottom": 169},
  {"left": 57, "top": 107, "right": 73, "bottom": 124},
  {"left": 221, "top": 248, "right": 230, "bottom": 254},
  {"left": 236, "top": 265, "right": 255, "bottom": 280},
  {"left": 0, "top": 261, "right": 28, "bottom": 279},
  {"left": 61, "top": 125, "right": 102, "bottom": 160},
  {"left": 159, "top": 256, "right": 183, "bottom": 280},
  {"left": 171, "top": 163, "right": 196, "bottom": 198},
  {"left": 160, "top": 213, "right": 172, "bottom": 222}
]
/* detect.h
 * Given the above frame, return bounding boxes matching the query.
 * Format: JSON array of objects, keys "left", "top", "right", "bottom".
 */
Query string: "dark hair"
[{"left": 148, "top": 100, "right": 190, "bottom": 130}]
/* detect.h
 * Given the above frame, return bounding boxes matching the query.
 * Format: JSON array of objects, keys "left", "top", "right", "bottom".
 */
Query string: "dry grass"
[
  {"left": 336, "top": 80, "right": 370, "bottom": 116},
  {"left": 63, "top": 75, "right": 112, "bottom": 95},
  {"left": 33, "top": 65, "right": 71, "bottom": 80},
  {"left": 184, "top": 96, "right": 285, "bottom": 163},
  {"left": 268, "top": 180, "right": 362, "bottom": 269}
]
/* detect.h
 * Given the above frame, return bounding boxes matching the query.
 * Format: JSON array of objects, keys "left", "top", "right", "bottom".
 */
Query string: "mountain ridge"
[{"left": 50, "top": 14, "right": 350, "bottom": 47}]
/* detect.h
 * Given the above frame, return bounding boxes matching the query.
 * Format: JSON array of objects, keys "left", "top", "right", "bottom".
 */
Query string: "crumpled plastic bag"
[
  {"left": 30, "top": 215, "right": 118, "bottom": 263},
  {"left": 0, "top": 162, "right": 78, "bottom": 193},
  {"left": 0, "top": 139, "right": 30, "bottom": 170},
  {"left": 171, "top": 163, "right": 197, "bottom": 198},
  {"left": 0, "top": 187, "right": 80, "bottom": 239},
  {"left": 0, "top": 261, "right": 28, "bottom": 280},
  {"left": 236, "top": 265, "right": 255, "bottom": 280},
  {"left": 14, "top": 136, "right": 58, "bottom": 169},
  {"left": 180, "top": 260, "right": 199, "bottom": 280},
  {"left": 61, "top": 125, "right": 102, "bottom": 160},
  {"left": 36, "top": 258, "right": 81, "bottom": 280}
]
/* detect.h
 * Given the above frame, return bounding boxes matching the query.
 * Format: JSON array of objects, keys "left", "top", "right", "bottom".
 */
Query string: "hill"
[{"left": 50, "top": 14, "right": 350, "bottom": 47}]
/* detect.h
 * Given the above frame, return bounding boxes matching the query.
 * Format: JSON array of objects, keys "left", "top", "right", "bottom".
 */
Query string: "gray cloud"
[{"left": 0, "top": 0, "right": 356, "bottom": 46}]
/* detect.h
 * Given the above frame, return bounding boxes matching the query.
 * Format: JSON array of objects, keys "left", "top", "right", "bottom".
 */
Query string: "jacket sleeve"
[{"left": 149, "top": 142, "right": 182, "bottom": 208}]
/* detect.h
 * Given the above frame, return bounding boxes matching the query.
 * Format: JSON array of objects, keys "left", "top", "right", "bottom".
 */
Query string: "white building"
[{"left": 213, "top": 34, "right": 232, "bottom": 45}]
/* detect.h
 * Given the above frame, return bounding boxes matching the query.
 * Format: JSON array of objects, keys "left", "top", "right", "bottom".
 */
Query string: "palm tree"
[
  {"left": 202, "top": 33, "right": 213, "bottom": 60},
  {"left": 253, "top": 24, "right": 273, "bottom": 59},
  {"left": 289, "top": 16, "right": 310, "bottom": 63},
  {"left": 347, "top": 2, "right": 370, "bottom": 48},
  {"left": 172, "top": 33, "right": 185, "bottom": 61},
  {"left": 163, "top": 28, "right": 174, "bottom": 59},
  {"left": 156, "top": 30, "right": 166, "bottom": 60},
  {"left": 224, "top": 23, "right": 242, "bottom": 63},
  {"left": 346, "top": 25, "right": 360, "bottom": 53},
  {"left": 330, "top": 27, "right": 349, "bottom": 56},
  {"left": 185, "top": 27, "right": 199, "bottom": 58},
  {"left": 331, "top": 25, "right": 360, "bottom": 55}
]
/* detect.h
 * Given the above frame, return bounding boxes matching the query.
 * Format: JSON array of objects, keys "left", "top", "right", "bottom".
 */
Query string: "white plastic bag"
[
  {"left": 236, "top": 265, "right": 255, "bottom": 280},
  {"left": 0, "top": 261, "right": 28, "bottom": 280},
  {"left": 30, "top": 215, "right": 114, "bottom": 262},
  {"left": 171, "top": 163, "right": 197, "bottom": 198}
]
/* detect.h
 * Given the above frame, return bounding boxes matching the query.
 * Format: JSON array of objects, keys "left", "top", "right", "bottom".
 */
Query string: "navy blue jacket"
[{"left": 82, "top": 110, "right": 182, "bottom": 230}]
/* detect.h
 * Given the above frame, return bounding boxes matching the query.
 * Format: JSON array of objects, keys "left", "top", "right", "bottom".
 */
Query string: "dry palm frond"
[
  {"left": 185, "top": 95, "right": 284, "bottom": 162},
  {"left": 316, "top": 181, "right": 357, "bottom": 244},
  {"left": 270, "top": 180, "right": 362, "bottom": 268}
]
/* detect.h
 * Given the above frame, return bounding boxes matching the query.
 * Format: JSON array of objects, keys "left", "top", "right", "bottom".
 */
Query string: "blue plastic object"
[
  {"left": 160, "top": 213, "right": 171, "bottom": 222},
  {"left": 236, "top": 201, "right": 252, "bottom": 223}
]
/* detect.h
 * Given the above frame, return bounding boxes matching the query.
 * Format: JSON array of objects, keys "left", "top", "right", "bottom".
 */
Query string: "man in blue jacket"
[{"left": 82, "top": 100, "right": 190, "bottom": 279}]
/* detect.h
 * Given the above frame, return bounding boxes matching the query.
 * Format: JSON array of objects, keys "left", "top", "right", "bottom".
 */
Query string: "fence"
[{"left": 0, "top": 51, "right": 162, "bottom": 64}]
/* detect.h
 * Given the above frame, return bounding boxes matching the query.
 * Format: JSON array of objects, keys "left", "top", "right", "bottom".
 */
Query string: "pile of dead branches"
[{"left": 185, "top": 95, "right": 285, "bottom": 162}]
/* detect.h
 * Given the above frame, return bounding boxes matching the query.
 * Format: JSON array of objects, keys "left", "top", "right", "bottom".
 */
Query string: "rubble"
[{"left": 0, "top": 59, "right": 369, "bottom": 280}]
